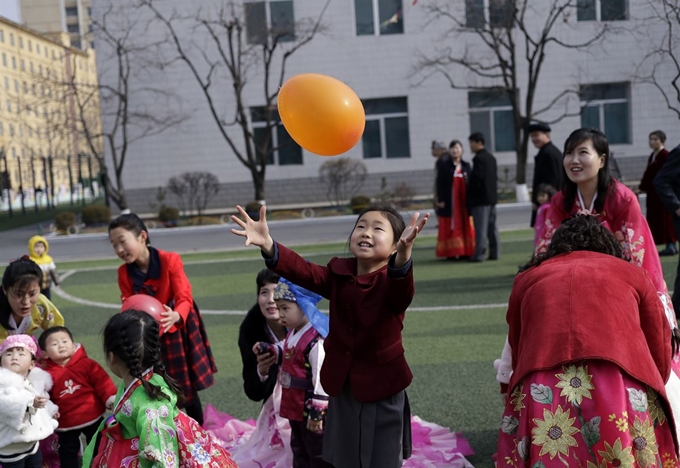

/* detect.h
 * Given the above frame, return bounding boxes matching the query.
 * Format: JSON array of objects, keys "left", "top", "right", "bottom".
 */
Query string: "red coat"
[
  {"left": 117, "top": 248, "right": 193, "bottom": 333},
  {"left": 507, "top": 251, "right": 671, "bottom": 399},
  {"left": 42, "top": 345, "right": 117, "bottom": 430},
  {"left": 270, "top": 243, "right": 414, "bottom": 403}
]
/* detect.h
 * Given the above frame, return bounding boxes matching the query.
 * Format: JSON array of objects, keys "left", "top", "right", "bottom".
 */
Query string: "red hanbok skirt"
[{"left": 436, "top": 173, "right": 475, "bottom": 258}]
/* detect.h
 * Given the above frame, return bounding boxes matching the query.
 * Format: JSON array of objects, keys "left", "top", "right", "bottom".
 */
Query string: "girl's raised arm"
[
  {"left": 395, "top": 212, "right": 429, "bottom": 268},
  {"left": 231, "top": 205, "right": 275, "bottom": 257}
]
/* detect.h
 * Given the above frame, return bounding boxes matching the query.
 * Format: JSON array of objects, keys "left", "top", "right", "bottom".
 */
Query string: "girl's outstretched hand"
[
  {"left": 394, "top": 212, "right": 429, "bottom": 268},
  {"left": 231, "top": 205, "right": 275, "bottom": 255},
  {"left": 397, "top": 212, "right": 430, "bottom": 252}
]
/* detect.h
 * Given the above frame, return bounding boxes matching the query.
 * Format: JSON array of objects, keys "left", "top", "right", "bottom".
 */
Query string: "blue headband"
[{"left": 274, "top": 278, "right": 328, "bottom": 338}]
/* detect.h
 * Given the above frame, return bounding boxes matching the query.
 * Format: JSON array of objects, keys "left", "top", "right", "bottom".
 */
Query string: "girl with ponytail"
[{"left": 82, "top": 310, "right": 236, "bottom": 468}]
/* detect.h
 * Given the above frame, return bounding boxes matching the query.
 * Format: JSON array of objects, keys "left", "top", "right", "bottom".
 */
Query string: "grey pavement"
[{"left": 0, "top": 203, "right": 537, "bottom": 263}]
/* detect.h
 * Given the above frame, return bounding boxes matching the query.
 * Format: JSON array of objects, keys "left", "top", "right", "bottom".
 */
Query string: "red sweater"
[
  {"left": 269, "top": 243, "right": 414, "bottom": 403},
  {"left": 42, "top": 345, "right": 117, "bottom": 430},
  {"left": 117, "top": 248, "right": 193, "bottom": 333},
  {"left": 507, "top": 251, "right": 671, "bottom": 399}
]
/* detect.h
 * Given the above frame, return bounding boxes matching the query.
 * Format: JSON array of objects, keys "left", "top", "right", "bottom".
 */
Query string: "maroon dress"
[{"left": 640, "top": 148, "right": 677, "bottom": 245}]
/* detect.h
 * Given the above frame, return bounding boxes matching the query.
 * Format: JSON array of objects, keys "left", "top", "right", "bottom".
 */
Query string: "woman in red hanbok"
[{"left": 435, "top": 140, "right": 475, "bottom": 259}]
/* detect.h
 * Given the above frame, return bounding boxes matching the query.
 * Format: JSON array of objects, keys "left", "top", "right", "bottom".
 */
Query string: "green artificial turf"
[{"left": 44, "top": 229, "right": 680, "bottom": 468}]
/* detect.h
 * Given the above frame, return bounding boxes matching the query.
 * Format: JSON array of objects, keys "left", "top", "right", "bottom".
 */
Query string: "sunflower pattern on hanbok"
[{"left": 497, "top": 360, "right": 679, "bottom": 467}]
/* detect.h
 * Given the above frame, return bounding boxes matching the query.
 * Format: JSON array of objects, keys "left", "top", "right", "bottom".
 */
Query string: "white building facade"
[{"left": 92, "top": 0, "right": 680, "bottom": 211}]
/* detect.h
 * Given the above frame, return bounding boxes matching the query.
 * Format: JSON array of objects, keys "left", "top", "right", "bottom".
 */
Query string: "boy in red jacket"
[{"left": 38, "top": 326, "right": 117, "bottom": 468}]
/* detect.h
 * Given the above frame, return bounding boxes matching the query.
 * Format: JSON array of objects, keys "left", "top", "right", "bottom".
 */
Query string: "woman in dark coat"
[
  {"left": 640, "top": 130, "right": 677, "bottom": 255},
  {"left": 435, "top": 140, "right": 475, "bottom": 259},
  {"left": 238, "top": 269, "right": 286, "bottom": 403}
]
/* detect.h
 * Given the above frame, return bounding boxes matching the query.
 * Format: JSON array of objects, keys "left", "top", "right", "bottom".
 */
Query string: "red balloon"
[{"left": 121, "top": 294, "right": 166, "bottom": 336}]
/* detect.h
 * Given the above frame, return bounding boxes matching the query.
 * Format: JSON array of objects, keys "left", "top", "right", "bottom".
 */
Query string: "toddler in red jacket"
[{"left": 38, "top": 326, "right": 116, "bottom": 468}]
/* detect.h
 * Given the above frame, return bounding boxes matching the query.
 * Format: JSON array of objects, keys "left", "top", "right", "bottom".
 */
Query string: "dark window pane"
[
  {"left": 493, "top": 110, "right": 514, "bottom": 152},
  {"left": 577, "top": 0, "right": 596, "bottom": 21},
  {"left": 253, "top": 127, "right": 275, "bottom": 165},
  {"left": 277, "top": 125, "right": 303, "bottom": 165},
  {"left": 270, "top": 1, "right": 296, "bottom": 42},
  {"left": 468, "top": 90, "right": 511, "bottom": 108},
  {"left": 67, "top": 24, "right": 80, "bottom": 33},
  {"left": 581, "top": 105, "right": 600, "bottom": 129},
  {"left": 579, "top": 83, "right": 628, "bottom": 101},
  {"left": 355, "top": 0, "right": 375, "bottom": 36},
  {"left": 469, "top": 111, "right": 492, "bottom": 147},
  {"left": 251, "top": 106, "right": 280, "bottom": 123},
  {"left": 363, "top": 97, "right": 407, "bottom": 115},
  {"left": 385, "top": 116, "right": 410, "bottom": 158},
  {"left": 604, "top": 102, "right": 629, "bottom": 144},
  {"left": 65, "top": 7, "right": 78, "bottom": 16},
  {"left": 601, "top": 0, "right": 627, "bottom": 21},
  {"left": 245, "top": 2, "right": 267, "bottom": 45},
  {"left": 465, "top": 0, "right": 485, "bottom": 28},
  {"left": 378, "top": 0, "right": 403, "bottom": 35},
  {"left": 489, "top": 0, "right": 513, "bottom": 28},
  {"left": 362, "top": 120, "right": 382, "bottom": 158}
]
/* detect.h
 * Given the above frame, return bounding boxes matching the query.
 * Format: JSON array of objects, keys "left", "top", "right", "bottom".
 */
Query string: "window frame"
[
  {"left": 361, "top": 97, "right": 411, "bottom": 159},
  {"left": 465, "top": 0, "right": 515, "bottom": 29},
  {"left": 577, "top": 0, "right": 628, "bottom": 22},
  {"left": 354, "top": 0, "right": 404, "bottom": 36},
  {"left": 468, "top": 90, "right": 515, "bottom": 153},
  {"left": 250, "top": 106, "right": 303, "bottom": 166},
  {"left": 579, "top": 82, "right": 631, "bottom": 144},
  {"left": 244, "top": 0, "right": 296, "bottom": 45}
]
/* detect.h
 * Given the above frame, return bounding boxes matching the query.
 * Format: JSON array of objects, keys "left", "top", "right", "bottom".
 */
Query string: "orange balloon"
[{"left": 278, "top": 74, "right": 365, "bottom": 156}]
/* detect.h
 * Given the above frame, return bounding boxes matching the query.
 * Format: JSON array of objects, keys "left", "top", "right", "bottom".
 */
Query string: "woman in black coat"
[
  {"left": 238, "top": 269, "right": 287, "bottom": 402},
  {"left": 435, "top": 140, "right": 476, "bottom": 259}
]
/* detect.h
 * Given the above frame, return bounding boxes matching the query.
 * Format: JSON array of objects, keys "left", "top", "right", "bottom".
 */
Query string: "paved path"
[{"left": 0, "top": 204, "right": 536, "bottom": 263}]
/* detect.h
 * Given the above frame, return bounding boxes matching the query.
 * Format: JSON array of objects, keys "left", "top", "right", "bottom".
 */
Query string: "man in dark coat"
[
  {"left": 467, "top": 132, "right": 499, "bottom": 262},
  {"left": 529, "top": 122, "right": 562, "bottom": 226},
  {"left": 653, "top": 143, "right": 680, "bottom": 314}
]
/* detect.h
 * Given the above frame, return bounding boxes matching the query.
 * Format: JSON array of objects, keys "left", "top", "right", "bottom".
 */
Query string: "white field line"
[{"left": 54, "top": 271, "right": 509, "bottom": 315}]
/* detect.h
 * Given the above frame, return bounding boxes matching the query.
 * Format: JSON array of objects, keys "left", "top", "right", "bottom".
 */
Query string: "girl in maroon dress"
[
  {"left": 640, "top": 130, "right": 677, "bottom": 255},
  {"left": 108, "top": 214, "right": 216, "bottom": 426}
]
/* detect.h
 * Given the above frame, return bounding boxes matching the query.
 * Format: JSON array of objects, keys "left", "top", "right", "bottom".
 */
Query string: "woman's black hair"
[
  {"left": 38, "top": 325, "right": 74, "bottom": 351},
  {"left": 103, "top": 310, "right": 184, "bottom": 405},
  {"left": 449, "top": 139, "right": 463, "bottom": 150},
  {"left": 562, "top": 128, "right": 614, "bottom": 214},
  {"left": 520, "top": 214, "right": 622, "bottom": 272},
  {"left": 256, "top": 269, "right": 280, "bottom": 295},
  {"left": 650, "top": 130, "right": 667, "bottom": 143},
  {"left": 348, "top": 203, "right": 407, "bottom": 249},
  {"left": 0, "top": 257, "right": 43, "bottom": 332},
  {"left": 109, "top": 213, "right": 150, "bottom": 245}
]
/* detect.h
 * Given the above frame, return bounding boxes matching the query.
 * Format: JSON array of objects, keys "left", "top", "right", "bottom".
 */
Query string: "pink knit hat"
[{"left": 0, "top": 334, "right": 38, "bottom": 356}]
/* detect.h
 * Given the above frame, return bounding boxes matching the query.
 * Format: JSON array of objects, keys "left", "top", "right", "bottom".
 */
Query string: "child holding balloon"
[
  {"left": 108, "top": 213, "right": 216, "bottom": 426},
  {"left": 231, "top": 203, "right": 429, "bottom": 468}
]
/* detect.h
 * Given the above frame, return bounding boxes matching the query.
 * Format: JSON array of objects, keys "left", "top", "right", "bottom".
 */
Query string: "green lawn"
[{"left": 45, "top": 230, "right": 680, "bottom": 468}]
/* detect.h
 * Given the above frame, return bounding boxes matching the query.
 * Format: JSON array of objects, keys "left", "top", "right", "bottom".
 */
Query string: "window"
[
  {"left": 14, "top": 80, "right": 18, "bottom": 92},
  {"left": 3, "top": 77, "right": 7, "bottom": 89},
  {"left": 18, "top": 36, "right": 23, "bottom": 48},
  {"left": 9, "top": 124, "right": 14, "bottom": 136},
  {"left": 65, "top": 6, "right": 78, "bottom": 16},
  {"left": 468, "top": 90, "right": 515, "bottom": 152},
  {"left": 29, "top": 62, "right": 34, "bottom": 73},
  {"left": 466, "top": 0, "right": 514, "bottom": 28},
  {"left": 245, "top": 1, "right": 295, "bottom": 45},
  {"left": 251, "top": 106, "right": 303, "bottom": 165},
  {"left": 580, "top": 82, "right": 630, "bottom": 144},
  {"left": 20, "top": 59, "right": 25, "bottom": 71},
  {"left": 577, "top": 0, "right": 627, "bottom": 21},
  {"left": 27, "top": 40, "right": 32, "bottom": 52},
  {"left": 36, "top": 44, "right": 40, "bottom": 54},
  {"left": 67, "top": 24, "right": 80, "bottom": 33},
  {"left": 355, "top": 0, "right": 403, "bottom": 36},
  {"left": 9, "top": 33, "right": 14, "bottom": 46},
  {"left": 0, "top": 30, "right": 3, "bottom": 43},
  {"left": 0, "top": 123, "right": 3, "bottom": 136},
  {"left": 361, "top": 97, "right": 410, "bottom": 159},
  {"left": 1, "top": 53, "right": 5, "bottom": 67},
  {"left": 11, "top": 56, "right": 15, "bottom": 69}
]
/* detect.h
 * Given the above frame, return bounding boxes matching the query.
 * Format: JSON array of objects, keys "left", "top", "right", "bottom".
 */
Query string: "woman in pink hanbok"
[{"left": 497, "top": 215, "right": 679, "bottom": 467}]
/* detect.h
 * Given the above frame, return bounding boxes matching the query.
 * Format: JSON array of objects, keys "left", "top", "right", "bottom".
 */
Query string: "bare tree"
[
  {"left": 637, "top": 0, "right": 680, "bottom": 119},
  {"left": 319, "top": 157, "right": 367, "bottom": 207},
  {"left": 416, "top": 1, "right": 609, "bottom": 199},
  {"left": 63, "top": 3, "right": 188, "bottom": 210},
  {"left": 167, "top": 171, "right": 220, "bottom": 217},
  {"left": 141, "top": 0, "right": 330, "bottom": 202}
]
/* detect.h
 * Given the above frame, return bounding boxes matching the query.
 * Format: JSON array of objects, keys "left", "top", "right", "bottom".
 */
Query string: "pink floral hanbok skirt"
[{"left": 497, "top": 360, "right": 679, "bottom": 467}]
